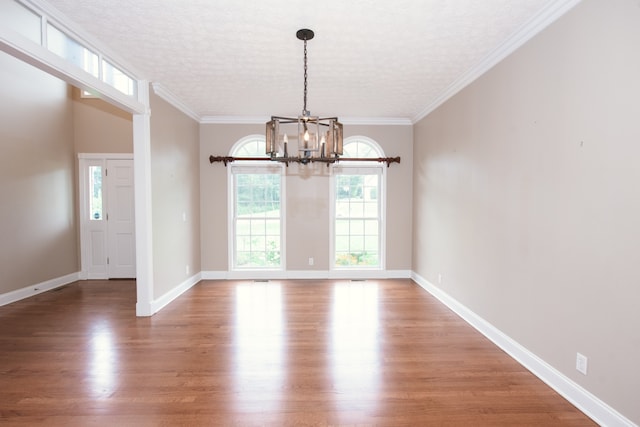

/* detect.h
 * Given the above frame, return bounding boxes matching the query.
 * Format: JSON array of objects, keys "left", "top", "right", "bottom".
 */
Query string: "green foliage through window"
[
  {"left": 234, "top": 172, "right": 281, "bottom": 269},
  {"left": 333, "top": 139, "right": 383, "bottom": 268},
  {"left": 334, "top": 173, "right": 380, "bottom": 268}
]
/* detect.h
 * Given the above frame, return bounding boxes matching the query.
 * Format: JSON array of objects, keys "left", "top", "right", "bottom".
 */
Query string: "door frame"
[{"left": 78, "top": 153, "right": 134, "bottom": 280}]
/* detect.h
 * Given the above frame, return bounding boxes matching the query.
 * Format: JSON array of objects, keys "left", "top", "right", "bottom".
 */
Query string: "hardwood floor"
[{"left": 0, "top": 279, "right": 595, "bottom": 426}]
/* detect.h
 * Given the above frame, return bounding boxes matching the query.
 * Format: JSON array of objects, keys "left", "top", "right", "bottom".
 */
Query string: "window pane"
[
  {"left": 266, "top": 235, "right": 280, "bottom": 250},
  {"left": 343, "top": 144, "right": 358, "bottom": 158},
  {"left": 363, "top": 202, "right": 378, "bottom": 218},
  {"left": 233, "top": 168, "right": 282, "bottom": 270},
  {"left": 350, "top": 220, "right": 364, "bottom": 235},
  {"left": 335, "top": 251, "right": 353, "bottom": 266},
  {"left": 265, "top": 203, "right": 280, "bottom": 217},
  {"left": 47, "top": 24, "right": 99, "bottom": 77},
  {"left": 336, "top": 219, "right": 349, "bottom": 235},
  {"left": 251, "top": 219, "right": 265, "bottom": 235},
  {"left": 341, "top": 139, "right": 382, "bottom": 159},
  {"left": 102, "top": 59, "right": 135, "bottom": 96},
  {"left": 265, "top": 219, "right": 280, "bottom": 234},
  {"left": 89, "top": 166, "right": 102, "bottom": 220},
  {"left": 1, "top": 1, "right": 41, "bottom": 44},
  {"left": 236, "top": 139, "right": 267, "bottom": 157},
  {"left": 359, "top": 145, "right": 375, "bottom": 158},
  {"left": 335, "top": 236, "right": 349, "bottom": 251},
  {"left": 236, "top": 252, "right": 250, "bottom": 267},
  {"left": 335, "top": 200, "right": 349, "bottom": 218},
  {"left": 252, "top": 236, "right": 266, "bottom": 251},
  {"left": 252, "top": 203, "right": 266, "bottom": 217},
  {"left": 349, "top": 201, "right": 364, "bottom": 217},
  {"left": 365, "top": 236, "right": 378, "bottom": 251},
  {"left": 265, "top": 235, "right": 281, "bottom": 266},
  {"left": 236, "top": 236, "right": 251, "bottom": 252},
  {"left": 236, "top": 219, "right": 250, "bottom": 236},
  {"left": 364, "top": 220, "right": 378, "bottom": 234},
  {"left": 362, "top": 252, "right": 378, "bottom": 266},
  {"left": 333, "top": 140, "right": 383, "bottom": 269},
  {"left": 350, "top": 236, "right": 365, "bottom": 252}
]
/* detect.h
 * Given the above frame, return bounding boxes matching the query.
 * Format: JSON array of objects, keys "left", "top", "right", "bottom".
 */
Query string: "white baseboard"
[
  {"left": 200, "top": 270, "right": 228, "bottom": 280},
  {"left": 136, "top": 300, "right": 153, "bottom": 317},
  {"left": 0, "top": 272, "right": 81, "bottom": 307},
  {"left": 410, "top": 272, "right": 636, "bottom": 427},
  {"left": 149, "top": 272, "right": 202, "bottom": 315},
  {"left": 201, "top": 269, "right": 412, "bottom": 281},
  {"left": 328, "top": 269, "right": 412, "bottom": 280}
]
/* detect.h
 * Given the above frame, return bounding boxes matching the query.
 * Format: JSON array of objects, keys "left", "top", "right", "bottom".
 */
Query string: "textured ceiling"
[{"left": 42, "top": 0, "right": 566, "bottom": 122}]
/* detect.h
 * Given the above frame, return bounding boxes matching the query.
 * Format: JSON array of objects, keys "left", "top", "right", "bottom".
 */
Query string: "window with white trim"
[
  {"left": 331, "top": 138, "right": 385, "bottom": 269},
  {"left": 229, "top": 137, "right": 284, "bottom": 270},
  {"left": 3, "top": 0, "right": 138, "bottom": 98}
]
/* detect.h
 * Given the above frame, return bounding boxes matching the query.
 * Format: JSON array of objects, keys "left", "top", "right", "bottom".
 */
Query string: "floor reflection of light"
[
  {"left": 331, "top": 281, "right": 380, "bottom": 412},
  {"left": 89, "top": 322, "right": 117, "bottom": 398},
  {"left": 234, "top": 282, "right": 285, "bottom": 412}
]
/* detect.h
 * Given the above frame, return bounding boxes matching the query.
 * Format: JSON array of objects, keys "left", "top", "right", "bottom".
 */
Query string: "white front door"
[
  {"left": 79, "top": 155, "right": 136, "bottom": 279},
  {"left": 106, "top": 159, "right": 136, "bottom": 278}
]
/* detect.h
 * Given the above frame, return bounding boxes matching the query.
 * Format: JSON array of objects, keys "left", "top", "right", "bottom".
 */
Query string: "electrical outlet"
[
  {"left": 438, "top": 273, "right": 442, "bottom": 284},
  {"left": 576, "top": 352, "right": 588, "bottom": 375},
  {"left": 308, "top": 257, "right": 314, "bottom": 266},
  {"left": 186, "top": 265, "right": 190, "bottom": 275}
]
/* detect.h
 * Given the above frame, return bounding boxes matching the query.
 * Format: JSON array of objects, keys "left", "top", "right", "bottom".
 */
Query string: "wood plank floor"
[{"left": 0, "top": 279, "right": 595, "bottom": 426}]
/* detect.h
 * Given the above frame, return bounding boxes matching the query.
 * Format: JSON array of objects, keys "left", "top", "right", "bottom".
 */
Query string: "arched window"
[
  {"left": 228, "top": 136, "right": 285, "bottom": 270},
  {"left": 331, "top": 137, "right": 386, "bottom": 269}
]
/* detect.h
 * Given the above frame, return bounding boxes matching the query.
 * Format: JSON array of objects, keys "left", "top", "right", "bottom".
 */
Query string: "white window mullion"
[{"left": 40, "top": 15, "right": 47, "bottom": 46}]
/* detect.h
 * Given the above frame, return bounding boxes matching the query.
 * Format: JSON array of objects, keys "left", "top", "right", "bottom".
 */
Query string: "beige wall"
[
  {"left": 73, "top": 89, "right": 133, "bottom": 153},
  {"left": 348, "top": 125, "right": 413, "bottom": 271},
  {"left": 0, "top": 51, "right": 200, "bottom": 306},
  {"left": 412, "top": 0, "right": 640, "bottom": 423},
  {"left": 200, "top": 123, "right": 413, "bottom": 272},
  {"left": 150, "top": 90, "right": 201, "bottom": 298},
  {"left": 0, "top": 51, "right": 77, "bottom": 293}
]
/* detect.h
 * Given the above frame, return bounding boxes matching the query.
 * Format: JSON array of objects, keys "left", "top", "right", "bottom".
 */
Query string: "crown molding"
[
  {"left": 199, "top": 115, "right": 412, "bottom": 126},
  {"left": 28, "top": 0, "right": 581, "bottom": 127},
  {"left": 200, "top": 115, "right": 270, "bottom": 125},
  {"left": 412, "top": 0, "right": 583, "bottom": 124},
  {"left": 151, "top": 83, "right": 200, "bottom": 122},
  {"left": 341, "top": 117, "right": 412, "bottom": 126}
]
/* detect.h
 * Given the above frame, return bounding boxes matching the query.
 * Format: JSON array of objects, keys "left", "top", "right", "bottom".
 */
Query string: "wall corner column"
[{"left": 133, "top": 80, "right": 154, "bottom": 316}]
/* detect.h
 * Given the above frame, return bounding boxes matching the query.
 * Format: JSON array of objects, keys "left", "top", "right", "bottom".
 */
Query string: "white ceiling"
[{"left": 42, "top": 0, "right": 574, "bottom": 123}]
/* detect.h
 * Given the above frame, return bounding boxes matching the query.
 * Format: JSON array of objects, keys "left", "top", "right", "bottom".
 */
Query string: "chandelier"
[
  {"left": 266, "top": 28, "right": 343, "bottom": 165},
  {"left": 210, "top": 29, "right": 400, "bottom": 167}
]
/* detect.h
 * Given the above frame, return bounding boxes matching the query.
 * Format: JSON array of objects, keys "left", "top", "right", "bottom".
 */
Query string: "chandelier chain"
[{"left": 303, "top": 37, "right": 308, "bottom": 115}]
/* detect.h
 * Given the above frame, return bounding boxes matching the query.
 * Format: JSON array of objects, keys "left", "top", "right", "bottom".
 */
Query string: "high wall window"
[
  {"left": 46, "top": 23, "right": 99, "bottom": 78},
  {"left": 2, "top": 0, "right": 137, "bottom": 98},
  {"left": 229, "top": 137, "right": 285, "bottom": 270},
  {"left": 331, "top": 138, "right": 386, "bottom": 269}
]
